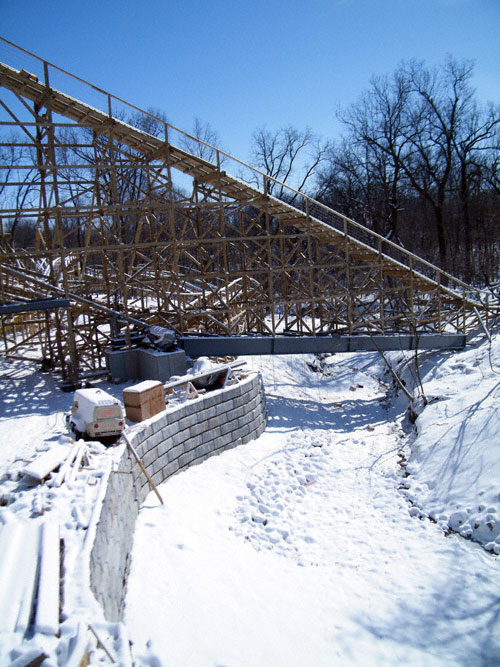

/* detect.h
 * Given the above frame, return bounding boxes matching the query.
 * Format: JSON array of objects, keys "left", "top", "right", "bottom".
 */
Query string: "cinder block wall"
[{"left": 89, "top": 373, "right": 267, "bottom": 620}]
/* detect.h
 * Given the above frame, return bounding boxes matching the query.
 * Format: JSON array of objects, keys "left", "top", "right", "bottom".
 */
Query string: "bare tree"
[
  {"left": 335, "top": 68, "right": 411, "bottom": 239},
  {"left": 324, "top": 57, "right": 500, "bottom": 279},
  {"left": 251, "top": 126, "right": 330, "bottom": 202},
  {"left": 451, "top": 101, "right": 500, "bottom": 280},
  {"left": 318, "top": 136, "right": 410, "bottom": 239},
  {"left": 180, "top": 117, "right": 224, "bottom": 164},
  {"left": 0, "top": 133, "right": 42, "bottom": 246},
  {"left": 128, "top": 107, "right": 169, "bottom": 138}
]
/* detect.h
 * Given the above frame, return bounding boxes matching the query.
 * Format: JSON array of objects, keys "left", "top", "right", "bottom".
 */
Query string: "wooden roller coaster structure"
[{"left": 0, "top": 38, "right": 493, "bottom": 382}]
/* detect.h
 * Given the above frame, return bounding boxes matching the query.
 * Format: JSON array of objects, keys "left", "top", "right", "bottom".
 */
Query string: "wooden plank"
[
  {"left": 15, "top": 523, "right": 42, "bottom": 633},
  {"left": 23, "top": 446, "right": 70, "bottom": 482},
  {"left": 195, "top": 170, "right": 226, "bottom": 185},
  {"left": 54, "top": 442, "right": 82, "bottom": 487},
  {"left": 0, "top": 522, "right": 25, "bottom": 632},
  {"left": 34, "top": 522, "right": 60, "bottom": 635},
  {"left": 123, "top": 432, "right": 163, "bottom": 505}
]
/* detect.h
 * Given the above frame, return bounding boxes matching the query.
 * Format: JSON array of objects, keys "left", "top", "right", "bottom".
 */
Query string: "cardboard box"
[{"left": 123, "top": 380, "right": 165, "bottom": 422}]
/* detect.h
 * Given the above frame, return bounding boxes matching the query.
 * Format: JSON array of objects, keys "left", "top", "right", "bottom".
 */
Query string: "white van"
[{"left": 67, "top": 388, "right": 124, "bottom": 439}]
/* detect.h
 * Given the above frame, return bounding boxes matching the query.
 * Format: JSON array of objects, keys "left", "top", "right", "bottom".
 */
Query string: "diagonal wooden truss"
[{"left": 0, "top": 39, "right": 492, "bottom": 379}]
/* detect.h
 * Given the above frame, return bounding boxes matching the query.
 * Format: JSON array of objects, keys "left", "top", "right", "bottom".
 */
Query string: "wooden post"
[{"left": 122, "top": 432, "right": 164, "bottom": 505}]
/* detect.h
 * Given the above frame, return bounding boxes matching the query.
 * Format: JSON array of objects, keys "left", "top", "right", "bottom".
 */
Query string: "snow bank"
[
  {"left": 125, "top": 351, "right": 500, "bottom": 666},
  {"left": 0, "top": 359, "right": 140, "bottom": 663},
  {"left": 402, "top": 333, "right": 500, "bottom": 552},
  {"left": 2, "top": 333, "right": 500, "bottom": 665}
]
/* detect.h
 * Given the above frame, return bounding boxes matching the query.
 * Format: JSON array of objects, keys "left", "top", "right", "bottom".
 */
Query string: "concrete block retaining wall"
[{"left": 89, "top": 373, "right": 267, "bottom": 621}]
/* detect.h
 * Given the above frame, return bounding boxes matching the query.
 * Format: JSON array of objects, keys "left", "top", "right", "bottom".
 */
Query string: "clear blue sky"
[{"left": 1, "top": 0, "right": 499, "bottom": 162}]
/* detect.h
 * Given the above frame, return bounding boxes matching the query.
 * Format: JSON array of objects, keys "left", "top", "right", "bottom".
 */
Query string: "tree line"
[{"left": 251, "top": 57, "right": 500, "bottom": 286}]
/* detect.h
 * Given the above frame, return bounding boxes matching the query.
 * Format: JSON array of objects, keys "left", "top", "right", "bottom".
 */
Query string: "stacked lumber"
[{"left": 22, "top": 442, "right": 88, "bottom": 487}]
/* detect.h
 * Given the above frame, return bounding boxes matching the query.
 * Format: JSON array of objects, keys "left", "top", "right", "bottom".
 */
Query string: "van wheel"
[{"left": 70, "top": 423, "right": 84, "bottom": 440}]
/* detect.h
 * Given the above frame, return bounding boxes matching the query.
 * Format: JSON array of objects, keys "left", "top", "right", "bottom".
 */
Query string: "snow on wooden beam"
[
  {"left": 23, "top": 447, "right": 71, "bottom": 482},
  {"left": 14, "top": 523, "right": 41, "bottom": 634},
  {"left": 0, "top": 522, "right": 26, "bottom": 633},
  {"left": 0, "top": 520, "right": 60, "bottom": 637},
  {"left": 34, "top": 522, "right": 60, "bottom": 635}
]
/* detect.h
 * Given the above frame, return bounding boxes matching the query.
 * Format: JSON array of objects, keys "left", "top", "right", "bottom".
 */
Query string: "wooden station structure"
[{"left": 0, "top": 39, "right": 492, "bottom": 381}]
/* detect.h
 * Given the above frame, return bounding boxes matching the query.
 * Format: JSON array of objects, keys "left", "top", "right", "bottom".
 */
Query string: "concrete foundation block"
[
  {"left": 226, "top": 384, "right": 242, "bottom": 400},
  {"left": 219, "top": 421, "right": 234, "bottom": 436},
  {"left": 178, "top": 413, "right": 199, "bottom": 431},
  {"left": 138, "top": 481, "right": 150, "bottom": 503},
  {"left": 197, "top": 428, "right": 209, "bottom": 444},
  {"left": 203, "top": 393, "right": 221, "bottom": 409},
  {"left": 153, "top": 452, "right": 170, "bottom": 475},
  {"left": 232, "top": 405, "right": 246, "bottom": 420},
  {"left": 202, "top": 405, "right": 217, "bottom": 421},
  {"left": 233, "top": 393, "right": 250, "bottom": 409},
  {"left": 163, "top": 459, "right": 179, "bottom": 479},
  {"left": 183, "top": 434, "right": 203, "bottom": 453},
  {"left": 168, "top": 443, "right": 184, "bottom": 462},
  {"left": 189, "top": 421, "right": 206, "bottom": 438},
  {"left": 157, "top": 440, "right": 170, "bottom": 458},
  {"left": 143, "top": 448, "right": 157, "bottom": 469},
  {"left": 139, "top": 348, "right": 187, "bottom": 382},
  {"left": 160, "top": 424, "right": 177, "bottom": 442},
  {"left": 221, "top": 398, "right": 235, "bottom": 413},
  {"left": 164, "top": 407, "right": 181, "bottom": 426},
  {"left": 216, "top": 431, "right": 235, "bottom": 450},
  {"left": 230, "top": 425, "right": 246, "bottom": 443},
  {"left": 155, "top": 412, "right": 168, "bottom": 430},
  {"left": 142, "top": 422, "right": 155, "bottom": 441},
  {"left": 241, "top": 431, "right": 253, "bottom": 445},
  {"left": 200, "top": 425, "right": 221, "bottom": 444},
  {"left": 195, "top": 442, "right": 212, "bottom": 459},
  {"left": 169, "top": 430, "right": 185, "bottom": 448},
  {"left": 132, "top": 429, "right": 147, "bottom": 447},
  {"left": 237, "top": 415, "right": 251, "bottom": 429},
  {"left": 126, "top": 430, "right": 141, "bottom": 448},
  {"left": 213, "top": 400, "right": 230, "bottom": 416},
  {"left": 149, "top": 430, "right": 163, "bottom": 449},
  {"left": 179, "top": 400, "right": 201, "bottom": 418},
  {"left": 178, "top": 450, "right": 196, "bottom": 469},
  {"left": 135, "top": 440, "right": 148, "bottom": 460},
  {"left": 107, "top": 348, "right": 187, "bottom": 383},
  {"left": 209, "top": 426, "right": 222, "bottom": 441},
  {"left": 241, "top": 428, "right": 256, "bottom": 445},
  {"left": 150, "top": 468, "right": 164, "bottom": 487},
  {"left": 206, "top": 415, "right": 224, "bottom": 431},
  {"left": 242, "top": 424, "right": 255, "bottom": 441},
  {"left": 231, "top": 383, "right": 246, "bottom": 398},
  {"left": 247, "top": 394, "right": 259, "bottom": 412}
]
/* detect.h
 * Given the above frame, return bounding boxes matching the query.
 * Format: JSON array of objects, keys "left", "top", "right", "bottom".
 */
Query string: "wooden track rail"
[{"left": 0, "top": 39, "right": 493, "bottom": 380}]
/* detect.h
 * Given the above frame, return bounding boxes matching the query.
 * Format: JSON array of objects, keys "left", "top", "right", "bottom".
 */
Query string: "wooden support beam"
[{"left": 0, "top": 49, "right": 488, "bottom": 376}]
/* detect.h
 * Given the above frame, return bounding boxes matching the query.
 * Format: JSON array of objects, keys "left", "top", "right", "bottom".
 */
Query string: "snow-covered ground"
[
  {"left": 402, "top": 339, "right": 500, "bottom": 551},
  {"left": 125, "top": 337, "right": 500, "bottom": 666},
  {"left": 0, "top": 364, "right": 135, "bottom": 664},
  {"left": 0, "top": 333, "right": 499, "bottom": 665}
]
